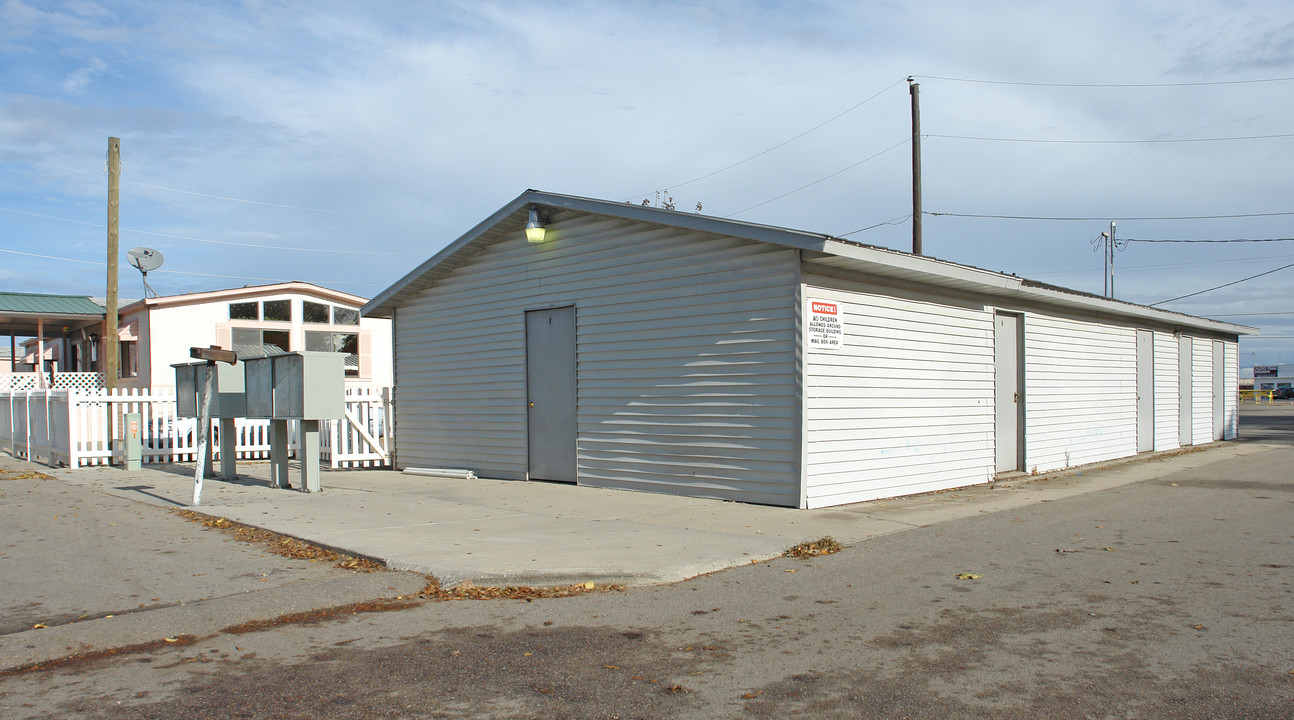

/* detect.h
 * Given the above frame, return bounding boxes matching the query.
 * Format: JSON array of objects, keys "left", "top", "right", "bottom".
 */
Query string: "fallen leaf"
[
  {"left": 163, "top": 637, "right": 179, "bottom": 643},
  {"left": 33, "top": 623, "right": 46, "bottom": 629},
  {"left": 742, "top": 691, "right": 763, "bottom": 699},
  {"left": 955, "top": 572, "right": 983, "bottom": 580},
  {"left": 583, "top": 581, "right": 595, "bottom": 589},
  {"left": 1103, "top": 547, "right": 1116, "bottom": 551},
  {"left": 603, "top": 665, "right": 619, "bottom": 670}
]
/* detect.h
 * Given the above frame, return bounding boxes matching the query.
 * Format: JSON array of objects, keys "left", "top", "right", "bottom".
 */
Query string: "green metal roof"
[{"left": 0, "top": 292, "right": 106, "bottom": 316}]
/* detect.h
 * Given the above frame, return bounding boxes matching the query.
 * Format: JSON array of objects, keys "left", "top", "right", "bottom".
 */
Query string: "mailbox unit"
[
  {"left": 172, "top": 361, "right": 247, "bottom": 418},
  {"left": 242, "top": 351, "right": 345, "bottom": 420}
]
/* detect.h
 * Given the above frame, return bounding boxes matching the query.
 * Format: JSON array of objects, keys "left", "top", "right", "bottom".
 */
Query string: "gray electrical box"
[
  {"left": 172, "top": 361, "right": 247, "bottom": 418},
  {"left": 241, "top": 351, "right": 345, "bottom": 420}
]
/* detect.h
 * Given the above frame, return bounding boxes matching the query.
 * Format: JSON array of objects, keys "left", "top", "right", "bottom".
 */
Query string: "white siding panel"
[
  {"left": 1152, "top": 331, "right": 1180, "bottom": 452},
  {"left": 1192, "top": 338, "right": 1213, "bottom": 443},
  {"left": 394, "top": 213, "right": 801, "bottom": 506},
  {"left": 1224, "top": 341, "right": 1238, "bottom": 439},
  {"left": 1024, "top": 314, "right": 1137, "bottom": 471},
  {"left": 802, "top": 278, "right": 995, "bottom": 508}
]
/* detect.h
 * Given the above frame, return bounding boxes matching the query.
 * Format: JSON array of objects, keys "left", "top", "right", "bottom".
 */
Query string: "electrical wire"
[
  {"left": 839, "top": 214, "right": 911, "bottom": 237},
  {"left": 727, "top": 138, "right": 909, "bottom": 217},
  {"left": 625, "top": 78, "right": 907, "bottom": 201},
  {"left": 928, "top": 210, "right": 1294, "bottom": 221},
  {"left": 0, "top": 205, "right": 419, "bottom": 255},
  {"left": 1150, "top": 262, "right": 1294, "bottom": 306},
  {"left": 0, "top": 247, "right": 103, "bottom": 266},
  {"left": 0, "top": 247, "right": 380, "bottom": 285},
  {"left": 1124, "top": 237, "right": 1294, "bottom": 244},
  {"left": 911, "top": 75, "right": 1294, "bottom": 88},
  {"left": 927, "top": 132, "right": 1294, "bottom": 144},
  {"left": 0, "top": 150, "right": 416, "bottom": 218}
]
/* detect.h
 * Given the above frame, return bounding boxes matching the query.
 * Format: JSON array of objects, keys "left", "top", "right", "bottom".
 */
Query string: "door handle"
[
  {"left": 1013, "top": 392, "right": 1019, "bottom": 403},
  {"left": 529, "top": 402, "right": 535, "bottom": 408}
]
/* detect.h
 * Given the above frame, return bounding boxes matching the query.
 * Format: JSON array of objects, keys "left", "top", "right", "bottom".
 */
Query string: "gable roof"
[
  {"left": 0, "top": 292, "right": 105, "bottom": 316},
  {"left": 0, "top": 291, "right": 107, "bottom": 337},
  {"left": 363, "top": 190, "right": 1255, "bottom": 338},
  {"left": 121, "top": 281, "right": 367, "bottom": 315}
]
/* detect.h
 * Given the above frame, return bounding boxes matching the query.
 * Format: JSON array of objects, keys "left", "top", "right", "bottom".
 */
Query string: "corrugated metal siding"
[
  {"left": 1152, "top": 330, "right": 1180, "bottom": 451},
  {"left": 801, "top": 277, "right": 995, "bottom": 507},
  {"left": 1024, "top": 314, "right": 1137, "bottom": 471},
  {"left": 1191, "top": 338, "right": 1213, "bottom": 443},
  {"left": 1224, "top": 341, "right": 1238, "bottom": 439},
  {"left": 393, "top": 212, "right": 801, "bottom": 506}
]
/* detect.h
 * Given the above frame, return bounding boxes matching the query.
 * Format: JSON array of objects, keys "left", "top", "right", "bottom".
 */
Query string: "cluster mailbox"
[
  {"left": 173, "top": 350, "right": 347, "bottom": 496},
  {"left": 241, "top": 351, "right": 346, "bottom": 494},
  {"left": 172, "top": 361, "right": 247, "bottom": 418},
  {"left": 241, "top": 351, "right": 345, "bottom": 420}
]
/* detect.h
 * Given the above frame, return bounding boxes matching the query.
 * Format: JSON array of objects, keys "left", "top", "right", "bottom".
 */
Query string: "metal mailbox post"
[{"left": 242, "top": 351, "right": 346, "bottom": 493}]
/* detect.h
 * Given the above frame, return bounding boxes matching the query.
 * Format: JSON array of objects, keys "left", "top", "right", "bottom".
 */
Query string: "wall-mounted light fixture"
[{"left": 525, "top": 205, "right": 547, "bottom": 243}]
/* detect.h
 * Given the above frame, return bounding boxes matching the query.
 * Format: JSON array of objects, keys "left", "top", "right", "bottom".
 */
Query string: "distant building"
[
  {"left": 116, "top": 282, "right": 392, "bottom": 390},
  {"left": 1249, "top": 364, "right": 1293, "bottom": 391}
]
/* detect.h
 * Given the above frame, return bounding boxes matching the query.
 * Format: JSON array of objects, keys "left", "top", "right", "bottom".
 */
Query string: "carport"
[{"left": 0, "top": 292, "right": 107, "bottom": 384}]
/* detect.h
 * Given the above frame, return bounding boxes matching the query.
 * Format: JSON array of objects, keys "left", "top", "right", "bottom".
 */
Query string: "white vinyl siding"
[
  {"left": 1192, "top": 338, "right": 1213, "bottom": 443},
  {"left": 1152, "top": 330, "right": 1180, "bottom": 451},
  {"left": 1024, "top": 314, "right": 1137, "bottom": 472},
  {"left": 393, "top": 213, "right": 801, "bottom": 506},
  {"left": 1224, "top": 341, "right": 1238, "bottom": 440},
  {"left": 801, "top": 277, "right": 995, "bottom": 507}
]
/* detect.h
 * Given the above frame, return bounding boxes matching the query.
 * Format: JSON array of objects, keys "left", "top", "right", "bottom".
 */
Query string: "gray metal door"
[
  {"left": 1136, "top": 329, "right": 1154, "bottom": 452},
  {"left": 994, "top": 313, "right": 1024, "bottom": 473},
  {"left": 1212, "top": 340, "right": 1225, "bottom": 441},
  {"left": 1178, "top": 336, "right": 1192, "bottom": 446},
  {"left": 525, "top": 307, "right": 577, "bottom": 483}
]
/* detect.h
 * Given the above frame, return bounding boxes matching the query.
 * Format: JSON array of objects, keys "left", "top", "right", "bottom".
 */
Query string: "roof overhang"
[
  {"left": 124, "top": 281, "right": 368, "bottom": 315},
  {"left": 363, "top": 189, "right": 1257, "bottom": 339}
]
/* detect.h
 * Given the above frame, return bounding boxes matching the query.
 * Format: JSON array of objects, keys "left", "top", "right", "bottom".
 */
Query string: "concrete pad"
[{"left": 34, "top": 437, "right": 1283, "bottom": 589}]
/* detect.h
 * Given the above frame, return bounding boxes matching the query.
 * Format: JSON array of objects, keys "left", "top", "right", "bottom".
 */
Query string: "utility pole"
[
  {"left": 909, "top": 77, "right": 922, "bottom": 256},
  {"left": 1108, "top": 220, "right": 1116, "bottom": 298},
  {"left": 106, "top": 137, "right": 120, "bottom": 391}
]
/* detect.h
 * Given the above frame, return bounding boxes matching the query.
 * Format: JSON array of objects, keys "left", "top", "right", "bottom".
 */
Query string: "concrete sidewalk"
[{"left": 37, "top": 437, "right": 1276, "bottom": 588}]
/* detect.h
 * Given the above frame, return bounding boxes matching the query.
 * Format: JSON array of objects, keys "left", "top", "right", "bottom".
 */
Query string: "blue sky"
[{"left": 2, "top": 0, "right": 1293, "bottom": 364}]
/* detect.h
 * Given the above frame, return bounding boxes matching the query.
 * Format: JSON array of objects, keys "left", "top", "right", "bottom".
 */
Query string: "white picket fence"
[{"left": 0, "top": 386, "right": 393, "bottom": 470}]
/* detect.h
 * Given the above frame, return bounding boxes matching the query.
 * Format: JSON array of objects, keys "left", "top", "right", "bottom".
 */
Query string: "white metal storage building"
[{"left": 364, "top": 191, "right": 1253, "bottom": 509}]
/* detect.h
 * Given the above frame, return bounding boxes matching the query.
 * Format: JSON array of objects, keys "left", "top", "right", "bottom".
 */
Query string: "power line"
[
  {"left": 626, "top": 77, "right": 907, "bottom": 201},
  {"left": 1150, "top": 262, "right": 1294, "bottom": 306},
  {"left": 911, "top": 75, "right": 1294, "bottom": 88},
  {"left": 0, "top": 150, "right": 415, "bottom": 218},
  {"left": 0, "top": 247, "right": 102, "bottom": 266},
  {"left": 1124, "top": 237, "right": 1294, "bottom": 244},
  {"left": 928, "top": 210, "right": 1294, "bottom": 221},
  {"left": 0, "top": 205, "right": 418, "bottom": 255},
  {"left": 927, "top": 132, "right": 1294, "bottom": 144},
  {"left": 727, "top": 138, "right": 909, "bottom": 217},
  {"left": 839, "top": 213, "right": 911, "bottom": 237},
  {"left": 1209, "top": 311, "right": 1294, "bottom": 318},
  {"left": 0, "top": 247, "right": 380, "bottom": 285}
]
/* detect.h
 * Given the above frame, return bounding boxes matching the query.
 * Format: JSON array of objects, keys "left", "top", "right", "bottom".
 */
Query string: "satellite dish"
[
  {"left": 127, "top": 247, "right": 164, "bottom": 272},
  {"left": 127, "top": 247, "right": 164, "bottom": 298}
]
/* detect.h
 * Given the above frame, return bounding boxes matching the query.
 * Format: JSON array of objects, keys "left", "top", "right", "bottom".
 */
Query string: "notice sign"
[
  {"left": 807, "top": 299, "right": 844, "bottom": 349},
  {"left": 1255, "top": 365, "right": 1278, "bottom": 378}
]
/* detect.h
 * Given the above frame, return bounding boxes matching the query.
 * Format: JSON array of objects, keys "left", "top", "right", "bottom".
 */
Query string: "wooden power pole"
[
  {"left": 105, "top": 137, "right": 120, "bottom": 391},
  {"left": 909, "top": 78, "right": 922, "bottom": 256}
]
